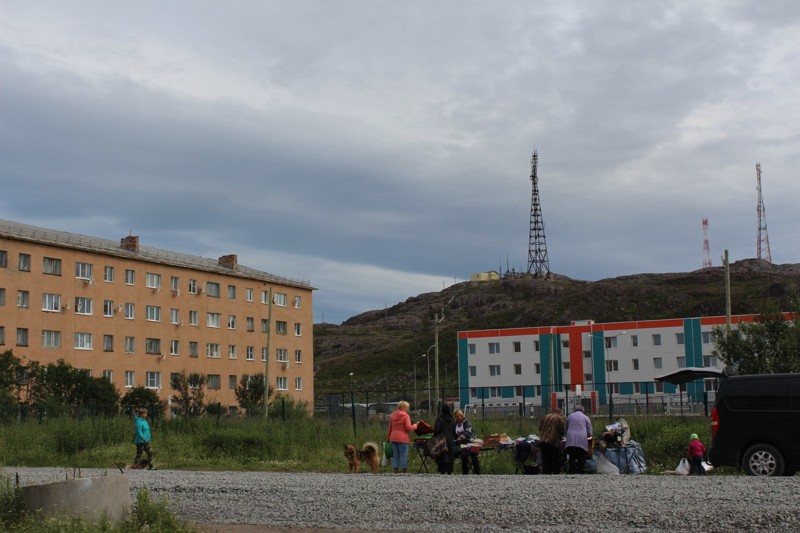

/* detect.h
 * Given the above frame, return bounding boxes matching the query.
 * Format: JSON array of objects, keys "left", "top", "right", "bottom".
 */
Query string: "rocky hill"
[{"left": 312, "top": 259, "right": 800, "bottom": 396}]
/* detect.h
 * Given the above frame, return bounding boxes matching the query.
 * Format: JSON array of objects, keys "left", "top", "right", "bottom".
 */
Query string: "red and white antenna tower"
[
  {"left": 702, "top": 218, "right": 713, "bottom": 269},
  {"left": 756, "top": 163, "right": 772, "bottom": 263}
]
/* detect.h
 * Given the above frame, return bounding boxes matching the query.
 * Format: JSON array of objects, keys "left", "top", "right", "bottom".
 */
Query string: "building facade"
[
  {"left": 457, "top": 315, "right": 759, "bottom": 410},
  {"left": 0, "top": 219, "right": 314, "bottom": 411}
]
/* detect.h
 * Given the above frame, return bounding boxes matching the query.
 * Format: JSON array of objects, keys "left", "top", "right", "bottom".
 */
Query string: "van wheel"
[{"left": 743, "top": 444, "right": 784, "bottom": 476}]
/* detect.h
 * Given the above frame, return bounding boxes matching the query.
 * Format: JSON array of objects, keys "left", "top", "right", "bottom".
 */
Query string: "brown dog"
[{"left": 343, "top": 442, "right": 380, "bottom": 473}]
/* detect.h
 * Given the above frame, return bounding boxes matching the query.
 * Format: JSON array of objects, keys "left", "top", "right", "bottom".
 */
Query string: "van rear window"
[{"left": 724, "top": 376, "right": 797, "bottom": 411}]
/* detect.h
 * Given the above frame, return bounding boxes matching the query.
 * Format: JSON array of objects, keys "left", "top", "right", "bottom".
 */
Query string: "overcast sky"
[{"left": 1, "top": 2, "right": 798, "bottom": 324}]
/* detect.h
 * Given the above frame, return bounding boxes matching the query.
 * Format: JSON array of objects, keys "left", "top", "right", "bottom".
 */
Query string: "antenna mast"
[
  {"left": 702, "top": 218, "right": 713, "bottom": 269},
  {"left": 527, "top": 148, "right": 550, "bottom": 277},
  {"left": 756, "top": 163, "right": 772, "bottom": 263}
]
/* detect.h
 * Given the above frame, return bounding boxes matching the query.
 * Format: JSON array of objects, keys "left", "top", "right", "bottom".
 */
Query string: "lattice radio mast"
[
  {"left": 527, "top": 148, "right": 550, "bottom": 277},
  {"left": 702, "top": 217, "right": 713, "bottom": 269},
  {"left": 756, "top": 163, "right": 772, "bottom": 263}
]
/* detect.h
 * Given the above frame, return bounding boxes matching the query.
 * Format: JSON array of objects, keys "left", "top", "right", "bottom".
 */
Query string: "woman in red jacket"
[{"left": 387, "top": 401, "right": 418, "bottom": 473}]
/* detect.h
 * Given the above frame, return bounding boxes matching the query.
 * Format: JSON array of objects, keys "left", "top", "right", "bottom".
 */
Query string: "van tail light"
[{"left": 710, "top": 406, "right": 719, "bottom": 438}]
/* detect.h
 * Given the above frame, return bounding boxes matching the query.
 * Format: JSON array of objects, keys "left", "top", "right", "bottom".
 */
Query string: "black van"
[{"left": 709, "top": 373, "right": 800, "bottom": 476}]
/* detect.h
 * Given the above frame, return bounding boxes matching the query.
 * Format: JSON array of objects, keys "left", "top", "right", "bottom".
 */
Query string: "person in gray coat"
[{"left": 565, "top": 405, "right": 592, "bottom": 474}]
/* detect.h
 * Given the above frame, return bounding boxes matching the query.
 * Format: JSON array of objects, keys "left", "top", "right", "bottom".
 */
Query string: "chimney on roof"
[
  {"left": 120, "top": 235, "right": 139, "bottom": 253},
  {"left": 218, "top": 254, "right": 238, "bottom": 270}
]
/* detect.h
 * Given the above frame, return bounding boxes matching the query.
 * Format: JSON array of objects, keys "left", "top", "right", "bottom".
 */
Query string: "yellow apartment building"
[{"left": 0, "top": 218, "right": 315, "bottom": 411}]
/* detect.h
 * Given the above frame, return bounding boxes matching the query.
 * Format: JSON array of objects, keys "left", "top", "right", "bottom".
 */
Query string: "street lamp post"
[
  {"left": 414, "top": 354, "right": 426, "bottom": 414},
  {"left": 349, "top": 372, "right": 356, "bottom": 438},
  {"left": 425, "top": 344, "right": 435, "bottom": 415}
]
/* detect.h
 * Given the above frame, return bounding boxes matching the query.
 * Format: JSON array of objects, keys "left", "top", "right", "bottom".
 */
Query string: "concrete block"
[{"left": 20, "top": 474, "right": 131, "bottom": 524}]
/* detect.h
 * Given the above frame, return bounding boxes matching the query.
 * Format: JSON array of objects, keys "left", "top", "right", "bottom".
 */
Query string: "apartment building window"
[
  {"left": 146, "top": 272, "right": 161, "bottom": 289},
  {"left": 294, "top": 296, "right": 302, "bottom": 309},
  {"left": 104, "top": 266, "right": 114, "bottom": 282},
  {"left": 276, "top": 321, "right": 287, "bottom": 335},
  {"left": 228, "top": 315, "right": 236, "bottom": 329},
  {"left": 275, "top": 293, "right": 287, "bottom": 306},
  {"left": 42, "top": 293, "right": 61, "bottom": 312},
  {"left": 246, "top": 317, "right": 254, "bottom": 332},
  {"left": 294, "top": 377, "right": 302, "bottom": 391},
  {"left": 16, "top": 328, "right": 28, "bottom": 346},
  {"left": 208, "top": 375, "right": 221, "bottom": 390},
  {"left": 655, "top": 381, "right": 664, "bottom": 393},
  {"left": 489, "top": 387, "right": 501, "bottom": 398},
  {"left": 261, "top": 347, "right": 268, "bottom": 361},
  {"left": 103, "top": 370, "right": 113, "bottom": 381},
  {"left": 534, "top": 341, "right": 540, "bottom": 351},
  {"left": 18, "top": 253, "right": 31, "bottom": 271},
  {"left": 489, "top": 364, "right": 501, "bottom": 376},
  {"left": 74, "top": 332, "right": 92, "bottom": 350},
  {"left": 206, "top": 282, "right": 220, "bottom": 298},
  {"left": 562, "top": 340, "right": 570, "bottom": 348},
  {"left": 146, "top": 371, "right": 161, "bottom": 389},
  {"left": 676, "top": 332, "right": 685, "bottom": 345},
  {"left": 563, "top": 362, "right": 570, "bottom": 370},
  {"left": 227, "top": 375, "right": 237, "bottom": 389},
  {"left": 610, "top": 383, "right": 621, "bottom": 394},
  {"left": 703, "top": 355, "right": 717, "bottom": 367},
  {"left": 170, "top": 276, "right": 179, "bottom": 292},
  {"left": 261, "top": 290, "right": 269, "bottom": 304},
  {"left": 246, "top": 288, "right": 254, "bottom": 302},
  {"left": 584, "top": 373, "right": 593, "bottom": 382},
  {"left": 145, "top": 338, "right": 161, "bottom": 355},
  {"left": 125, "top": 269, "right": 135, "bottom": 285},
  {"left": 206, "top": 343, "right": 220, "bottom": 358},
  {"left": 606, "top": 360, "right": 619, "bottom": 372},
  {"left": 188, "top": 279, "right": 198, "bottom": 294},
  {"left": 513, "top": 341, "right": 521, "bottom": 352},
  {"left": 605, "top": 337, "right": 618, "bottom": 349},
  {"left": 125, "top": 371, "right": 135, "bottom": 388},
  {"left": 488, "top": 342, "right": 500, "bottom": 354},
  {"left": 534, "top": 363, "right": 541, "bottom": 374},
  {"left": 189, "top": 310, "right": 198, "bottom": 326},
  {"left": 104, "top": 300, "right": 114, "bottom": 317},
  {"left": 103, "top": 335, "right": 113, "bottom": 351},
  {"left": 632, "top": 359, "right": 640, "bottom": 371},
  {"left": 124, "top": 303, "right": 135, "bottom": 319},
  {"left": 276, "top": 376, "right": 288, "bottom": 391},
  {"left": 228, "top": 345, "right": 237, "bottom": 359},
  {"left": 702, "top": 331, "right": 713, "bottom": 344},
  {"left": 75, "top": 262, "right": 93, "bottom": 280},
  {"left": 125, "top": 336, "right": 135, "bottom": 353},
  {"left": 0, "top": 250, "right": 6, "bottom": 268},
  {"left": 468, "top": 343, "right": 476, "bottom": 355},
  {"left": 294, "top": 323, "right": 302, "bottom": 336},
  {"left": 170, "top": 308, "right": 179, "bottom": 324},
  {"left": 17, "top": 290, "right": 29, "bottom": 308},
  {"left": 276, "top": 348, "right": 288, "bottom": 363},
  {"left": 677, "top": 356, "right": 686, "bottom": 369},
  {"left": 469, "top": 366, "right": 477, "bottom": 377},
  {"left": 207, "top": 313, "right": 221, "bottom": 328},
  {"left": 294, "top": 349, "right": 303, "bottom": 364},
  {"left": 583, "top": 350, "right": 591, "bottom": 359},
  {"left": 514, "top": 363, "right": 522, "bottom": 375},
  {"left": 653, "top": 357, "right": 663, "bottom": 370},
  {"left": 652, "top": 334, "right": 662, "bottom": 346},
  {"left": 43, "top": 257, "right": 62, "bottom": 275},
  {"left": 228, "top": 285, "right": 236, "bottom": 299},
  {"left": 42, "top": 330, "right": 61, "bottom": 348},
  {"left": 145, "top": 305, "right": 161, "bottom": 322},
  {"left": 246, "top": 346, "right": 254, "bottom": 361},
  {"left": 0, "top": 326, "right": 4, "bottom": 345},
  {"left": 261, "top": 319, "right": 269, "bottom": 333},
  {"left": 170, "top": 340, "right": 179, "bottom": 355},
  {"left": 631, "top": 335, "right": 639, "bottom": 347},
  {"left": 75, "top": 297, "right": 92, "bottom": 315},
  {"left": 189, "top": 341, "right": 198, "bottom": 358},
  {"left": 0, "top": 288, "right": 4, "bottom": 306}
]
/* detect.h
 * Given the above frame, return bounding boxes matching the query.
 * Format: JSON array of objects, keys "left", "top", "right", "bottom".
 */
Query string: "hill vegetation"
[{"left": 313, "top": 259, "right": 800, "bottom": 396}]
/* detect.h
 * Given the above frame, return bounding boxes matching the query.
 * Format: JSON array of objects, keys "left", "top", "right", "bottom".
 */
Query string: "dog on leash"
[{"left": 344, "top": 442, "right": 380, "bottom": 473}]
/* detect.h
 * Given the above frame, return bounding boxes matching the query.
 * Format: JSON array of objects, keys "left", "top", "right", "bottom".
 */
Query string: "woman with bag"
[
  {"left": 386, "top": 401, "right": 418, "bottom": 473},
  {"left": 454, "top": 409, "right": 481, "bottom": 475},
  {"left": 433, "top": 404, "right": 456, "bottom": 474}
]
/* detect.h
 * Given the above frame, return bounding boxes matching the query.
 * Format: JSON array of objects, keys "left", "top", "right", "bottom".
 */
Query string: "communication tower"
[
  {"left": 702, "top": 218, "right": 713, "bottom": 269},
  {"left": 527, "top": 148, "right": 550, "bottom": 277},
  {"left": 756, "top": 163, "right": 772, "bottom": 263}
]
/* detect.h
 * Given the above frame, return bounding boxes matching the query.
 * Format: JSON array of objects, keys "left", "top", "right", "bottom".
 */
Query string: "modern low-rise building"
[
  {"left": 457, "top": 315, "right": 759, "bottom": 411},
  {"left": 0, "top": 218, "right": 314, "bottom": 411}
]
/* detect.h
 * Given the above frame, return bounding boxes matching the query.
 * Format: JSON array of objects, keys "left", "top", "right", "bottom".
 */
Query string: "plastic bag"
[
  {"left": 702, "top": 460, "right": 714, "bottom": 473},
  {"left": 676, "top": 457, "right": 690, "bottom": 476},
  {"left": 596, "top": 454, "right": 621, "bottom": 475},
  {"left": 380, "top": 442, "right": 389, "bottom": 466}
]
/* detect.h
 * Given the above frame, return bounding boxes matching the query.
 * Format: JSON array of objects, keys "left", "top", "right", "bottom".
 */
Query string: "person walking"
[
  {"left": 133, "top": 407, "right": 154, "bottom": 469},
  {"left": 433, "top": 404, "right": 457, "bottom": 475},
  {"left": 454, "top": 409, "right": 481, "bottom": 475},
  {"left": 386, "top": 401, "right": 418, "bottom": 473},
  {"left": 565, "top": 405, "right": 592, "bottom": 474},
  {"left": 538, "top": 406, "right": 566, "bottom": 474},
  {"left": 688, "top": 433, "right": 707, "bottom": 476}
]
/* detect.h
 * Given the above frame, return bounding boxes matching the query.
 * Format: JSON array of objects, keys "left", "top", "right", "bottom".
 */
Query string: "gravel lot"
[{"left": 4, "top": 467, "right": 799, "bottom": 532}]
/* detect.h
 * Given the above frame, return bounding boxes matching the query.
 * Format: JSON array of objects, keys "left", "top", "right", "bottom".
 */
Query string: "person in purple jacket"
[{"left": 565, "top": 405, "right": 593, "bottom": 474}]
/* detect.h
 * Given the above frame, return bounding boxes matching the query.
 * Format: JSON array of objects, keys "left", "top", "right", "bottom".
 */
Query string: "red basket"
[{"left": 415, "top": 420, "right": 433, "bottom": 435}]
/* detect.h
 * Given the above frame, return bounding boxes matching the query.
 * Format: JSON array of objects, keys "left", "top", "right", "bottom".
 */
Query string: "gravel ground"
[{"left": 4, "top": 467, "right": 799, "bottom": 532}]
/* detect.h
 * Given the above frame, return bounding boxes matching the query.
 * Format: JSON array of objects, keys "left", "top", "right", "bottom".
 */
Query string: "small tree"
[
  {"left": 0, "top": 350, "right": 22, "bottom": 423},
  {"left": 24, "top": 359, "right": 119, "bottom": 417},
  {"left": 234, "top": 374, "right": 272, "bottom": 417},
  {"left": 170, "top": 371, "right": 207, "bottom": 417},
  {"left": 712, "top": 313, "right": 800, "bottom": 374},
  {"left": 121, "top": 386, "right": 163, "bottom": 418}
]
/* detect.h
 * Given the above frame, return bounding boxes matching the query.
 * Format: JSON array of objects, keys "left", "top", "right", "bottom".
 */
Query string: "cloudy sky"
[{"left": 1, "top": 2, "right": 798, "bottom": 324}]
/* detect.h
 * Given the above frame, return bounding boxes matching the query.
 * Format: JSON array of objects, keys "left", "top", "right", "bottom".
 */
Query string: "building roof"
[{"left": 0, "top": 218, "right": 313, "bottom": 290}]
